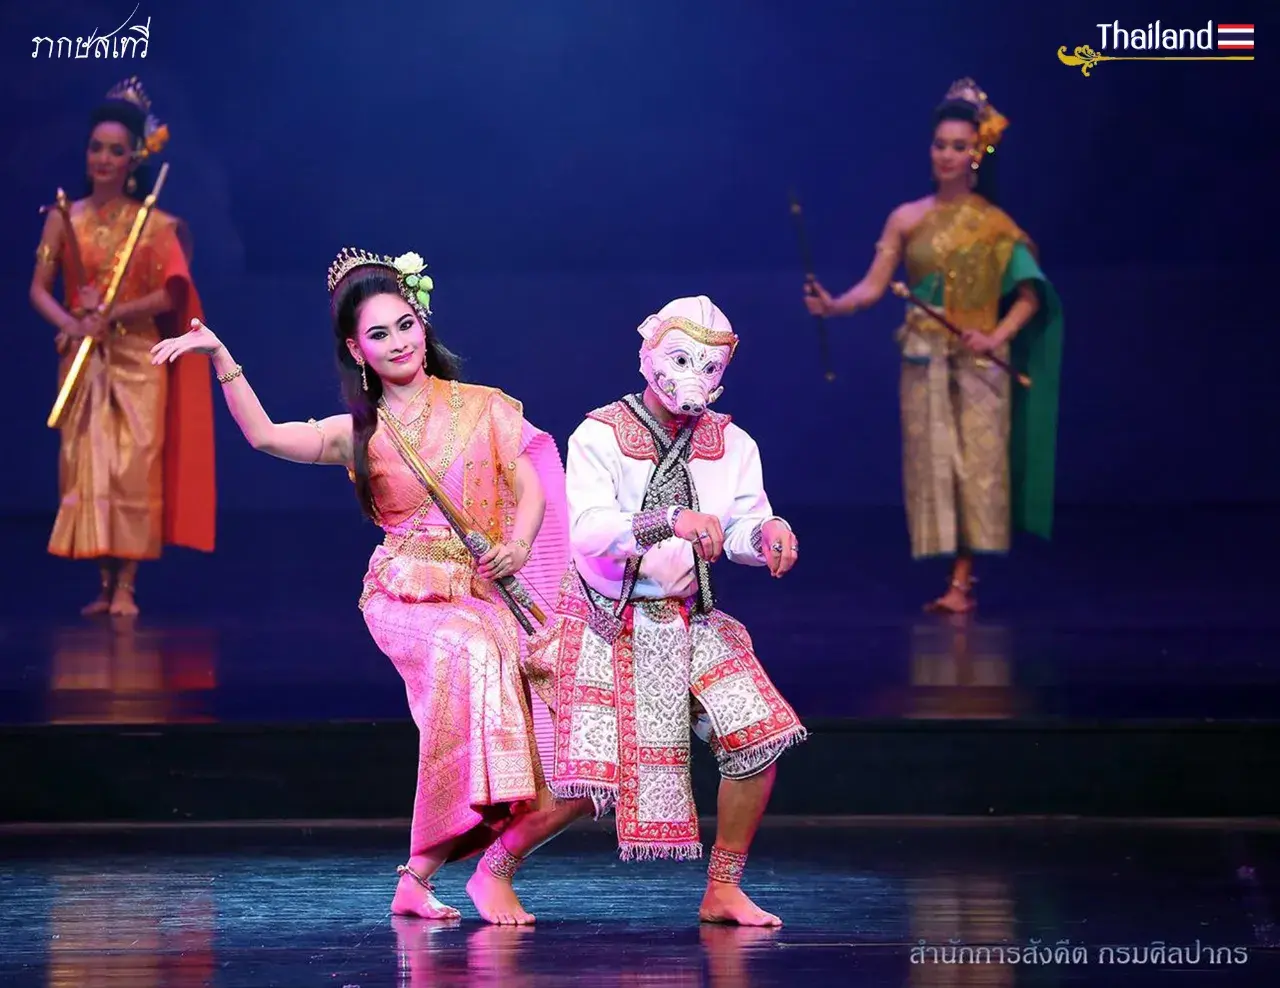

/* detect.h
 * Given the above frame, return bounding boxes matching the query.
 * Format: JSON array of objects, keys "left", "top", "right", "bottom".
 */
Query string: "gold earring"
[
  {"left": 126, "top": 174, "right": 137, "bottom": 194},
  {"left": 357, "top": 358, "right": 368, "bottom": 391}
]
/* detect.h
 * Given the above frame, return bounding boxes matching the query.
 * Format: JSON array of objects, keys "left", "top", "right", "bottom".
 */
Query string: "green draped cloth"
[{"left": 1005, "top": 244, "right": 1063, "bottom": 540}]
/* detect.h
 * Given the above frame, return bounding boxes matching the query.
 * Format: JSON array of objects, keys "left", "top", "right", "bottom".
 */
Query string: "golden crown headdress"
[
  {"left": 104, "top": 76, "right": 169, "bottom": 160},
  {"left": 106, "top": 75, "right": 151, "bottom": 112},
  {"left": 327, "top": 247, "right": 434, "bottom": 316},
  {"left": 944, "top": 77, "right": 1008, "bottom": 165}
]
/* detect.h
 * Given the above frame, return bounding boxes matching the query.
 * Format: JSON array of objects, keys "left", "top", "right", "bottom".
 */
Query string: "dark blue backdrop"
[{"left": 4, "top": 0, "right": 1273, "bottom": 517}]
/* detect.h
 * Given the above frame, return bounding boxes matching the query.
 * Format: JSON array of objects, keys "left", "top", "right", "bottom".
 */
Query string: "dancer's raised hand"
[{"left": 150, "top": 318, "right": 224, "bottom": 365}]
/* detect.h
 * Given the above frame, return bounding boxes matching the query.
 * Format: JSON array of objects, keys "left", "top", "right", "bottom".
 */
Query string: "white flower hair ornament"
[
  {"left": 392, "top": 252, "right": 433, "bottom": 315},
  {"left": 327, "top": 247, "right": 436, "bottom": 318}
]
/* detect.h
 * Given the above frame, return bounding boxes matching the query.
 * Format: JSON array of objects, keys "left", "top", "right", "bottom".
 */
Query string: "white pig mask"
[{"left": 637, "top": 295, "right": 739, "bottom": 418}]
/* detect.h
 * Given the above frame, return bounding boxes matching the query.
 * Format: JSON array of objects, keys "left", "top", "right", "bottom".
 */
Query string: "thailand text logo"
[{"left": 1058, "top": 19, "right": 1254, "bottom": 75}]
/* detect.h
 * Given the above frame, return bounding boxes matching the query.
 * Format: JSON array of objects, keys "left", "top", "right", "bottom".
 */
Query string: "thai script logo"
[{"left": 32, "top": 4, "right": 150, "bottom": 60}]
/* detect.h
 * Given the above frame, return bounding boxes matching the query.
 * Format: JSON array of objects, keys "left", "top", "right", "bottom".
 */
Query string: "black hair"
[
  {"left": 85, "top": 99, "right": 155, "bottom": 201},
  {"left": 330, "top": 266, "right": 463, "bottom": 522},
  {"left": 931, "top": 98, "right": 998, "bottom": 204}
]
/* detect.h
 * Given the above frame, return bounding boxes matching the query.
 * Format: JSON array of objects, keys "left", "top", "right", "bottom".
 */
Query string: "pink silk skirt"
[{"left": 361, "top": 531, "right": 547, "bottom": 861}]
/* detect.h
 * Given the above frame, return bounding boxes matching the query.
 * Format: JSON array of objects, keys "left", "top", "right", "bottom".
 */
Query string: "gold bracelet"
[
  {"left": 512, "top": 538, "right": 532, "bottom": 554},
  {"left": 217, "top": 364, "right": 243, "bottom": 384}
]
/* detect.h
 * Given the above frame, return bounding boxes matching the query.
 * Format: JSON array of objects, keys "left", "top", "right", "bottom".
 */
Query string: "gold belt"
[
  {"left": 905, "top": 306, "right": 936, "bottom": 333},
  {"left": 381, "top": 529, "right": 473, "bottom": 565}
]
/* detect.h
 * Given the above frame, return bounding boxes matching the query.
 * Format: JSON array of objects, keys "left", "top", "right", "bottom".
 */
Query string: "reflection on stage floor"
[
  {"left": 2, "top": 823, "right": 1276, "bottom": 987},
  {"left": 3, "top": 603, "right": 1277, "bottom": 726}
]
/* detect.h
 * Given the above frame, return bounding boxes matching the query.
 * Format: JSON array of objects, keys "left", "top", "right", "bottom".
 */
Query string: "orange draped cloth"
[{"left": 45, "top": 198, "right": 215, "bottom": 559}]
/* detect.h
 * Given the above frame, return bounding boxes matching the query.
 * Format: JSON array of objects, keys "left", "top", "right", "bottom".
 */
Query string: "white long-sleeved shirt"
[{"left": 566, "top": 402, "right": 780, "bottom": 602}]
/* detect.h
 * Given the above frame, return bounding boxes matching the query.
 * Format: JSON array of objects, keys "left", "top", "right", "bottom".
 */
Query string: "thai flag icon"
[{"left": 1217, "top": 24, "right": 1254, "bottom": 49}]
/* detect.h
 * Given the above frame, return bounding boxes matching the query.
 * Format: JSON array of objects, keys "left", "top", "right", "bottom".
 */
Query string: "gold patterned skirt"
[
  {"left": 897, "top": 315, "right": 1012, "bottom": 559},
  {"left": 49, "top": 323, "right": 167, "bottom": 561},
  {"left": 359, "top": 528, "right": 546, "bottom": 861}
]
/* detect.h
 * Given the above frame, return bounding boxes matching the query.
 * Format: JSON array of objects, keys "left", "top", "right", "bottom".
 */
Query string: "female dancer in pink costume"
[{"left": 151, "top": 247, "right": 591, "bottom": 924}]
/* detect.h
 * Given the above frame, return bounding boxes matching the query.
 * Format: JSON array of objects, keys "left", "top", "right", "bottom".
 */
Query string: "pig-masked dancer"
[{"left": 525, "top": 295, "right": 807, "bottom": 927}]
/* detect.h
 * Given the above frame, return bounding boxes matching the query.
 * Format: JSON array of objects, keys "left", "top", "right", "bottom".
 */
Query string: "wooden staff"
[
  {"left": 47, "top": 162, "right": 170, "bottom": 429},
  {"left": 890, "top": 281, "right": 1031, "bottom": 387},
  {"left": 376, "top": 406, "right": 548, "bottom": 634},
  {"left": 788, "top": 190, "right": 835, "bottom": 382}
]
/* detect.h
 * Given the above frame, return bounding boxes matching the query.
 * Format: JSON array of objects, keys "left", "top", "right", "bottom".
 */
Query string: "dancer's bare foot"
[
  {"left": 108, "top": 583, "right": 139, "bottom": 617},
  {"left": 924, "top": 584, "right": 974, "bottom": 614},
  {"left": 392, "top": 863, "right": 461, "bottom": 920},
  {"left": 82, "top": 567, "right": 113, "bottom": 616},
  {"left": 82, "top": 589, "right": 112, "bottom": 616},
  {"left": 926, "top": 557, "right": 976, "bottom": 613},
  {"left": 699, "top": 882, "right": 782, "bottom": 927},
  {"left": 466, "top": 844, "right": 535, "bottom": 925}
]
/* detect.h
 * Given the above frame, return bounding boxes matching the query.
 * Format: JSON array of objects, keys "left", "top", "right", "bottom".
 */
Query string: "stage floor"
[
  {"left": 1, "top": 505, "right": 1278, "bottom": 726},
  {"left": 1, "top": 505, "right": 1278, "bottom": 823},
  {"left": 2, "top": 820, "right": 1277, "bottom": 986}
]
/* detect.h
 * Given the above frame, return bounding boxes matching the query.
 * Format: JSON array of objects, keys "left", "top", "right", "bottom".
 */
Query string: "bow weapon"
[{"left": 788, "top": 190, "right": 835, "bottom": 381}]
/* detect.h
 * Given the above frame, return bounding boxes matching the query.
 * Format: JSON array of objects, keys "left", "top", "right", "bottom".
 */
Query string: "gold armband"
[
  {"left": 35, "top": 242, "right": 56, "bottom": 266},
  {"left": 874, "top": 239, "right": 900, "bottom": 257},
  {"left": 307, "top": 418, "right": 326, "bottom": 464}
]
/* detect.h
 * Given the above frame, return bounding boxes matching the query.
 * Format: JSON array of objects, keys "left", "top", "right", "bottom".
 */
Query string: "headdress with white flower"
[
  {"left": 327, "top": 246, "right": 435, "bottom": 319},
  {"left": 391, "top": 252, "right": 434, "bottom": 314}
]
